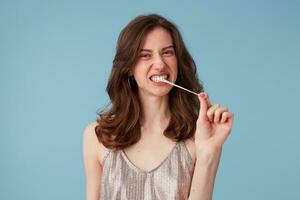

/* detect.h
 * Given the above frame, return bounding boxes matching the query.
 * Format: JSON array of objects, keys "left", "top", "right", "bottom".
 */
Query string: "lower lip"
[{"left": 150, "top": 80, "right": 168, "bottom": 86}]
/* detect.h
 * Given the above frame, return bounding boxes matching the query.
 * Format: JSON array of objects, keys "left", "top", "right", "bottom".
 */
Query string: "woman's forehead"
[{"left": 139, "top": 27, "right": 173, "bottom": 50}]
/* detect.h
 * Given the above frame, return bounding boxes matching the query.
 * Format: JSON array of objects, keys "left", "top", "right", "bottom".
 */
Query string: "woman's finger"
[
  {"left": 204, "top": 93, "right": 211, "bottom": 108},
  {"left": 207, "top": 104, "right": 220, "bottom": 122},
  {"left": 221, "top": 112, "right": 234, "bottom": 123},
  {"left": 198, "top": 92, "right": 209, "bottom": 121},
  {"left": 214, "top": 106, "right": 228, "bottom": 123}
]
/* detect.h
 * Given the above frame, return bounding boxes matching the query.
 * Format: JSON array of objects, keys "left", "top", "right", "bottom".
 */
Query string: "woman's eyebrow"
[
  {"left": 162, "top": 45, "right": 174, "bottom": 51},
  {"left": 140, "top": 45, "right": 174, "bottom": 52}
]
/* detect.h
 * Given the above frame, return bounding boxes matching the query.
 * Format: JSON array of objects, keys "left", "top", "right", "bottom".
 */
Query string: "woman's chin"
[{"left": 151, "top": 89, "right": 171, "bottom": 97}]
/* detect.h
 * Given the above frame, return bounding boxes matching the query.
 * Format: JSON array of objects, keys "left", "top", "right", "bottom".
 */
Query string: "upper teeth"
[{"left": 151, "top": 75, "right": 167, "bottom": 82}]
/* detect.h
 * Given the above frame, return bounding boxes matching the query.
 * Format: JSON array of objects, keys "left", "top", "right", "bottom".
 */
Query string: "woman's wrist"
[
  {"left": 188, "top": 146, "right": 222, "bottom": 200},
  {"left": 195, "top": 146, "right": 222, "bottom": 167}
]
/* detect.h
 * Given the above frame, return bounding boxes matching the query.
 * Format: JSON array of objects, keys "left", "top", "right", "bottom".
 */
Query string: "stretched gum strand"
[{"left": 160, "top": 78, "right": 199, "bottom": 96}]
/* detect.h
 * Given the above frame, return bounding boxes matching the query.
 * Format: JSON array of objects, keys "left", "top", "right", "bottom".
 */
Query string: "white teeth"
[{"left": 150, "top": 75, "right": 168, "bottom": 82}]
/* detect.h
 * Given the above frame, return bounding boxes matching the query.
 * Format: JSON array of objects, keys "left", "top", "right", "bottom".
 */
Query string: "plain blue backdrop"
[{"left": 1, "top": 0, "right": 299, "bottom": 199}]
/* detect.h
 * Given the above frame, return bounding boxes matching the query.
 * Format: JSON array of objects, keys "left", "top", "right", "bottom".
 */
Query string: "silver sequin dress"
[{"left": 99, "top": 141, "right": 195, "bottom": 200}]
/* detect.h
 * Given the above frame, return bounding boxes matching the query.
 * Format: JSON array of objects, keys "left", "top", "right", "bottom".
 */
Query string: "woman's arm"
[
  {"left": 188, "top": 147, "right": 222, "bottom": 200},
  {"left": 189, "top": 92, "right": 234, "bottom": 200},
  {"left": 83, "top": 123, "right": 102, "bottom": 200}
]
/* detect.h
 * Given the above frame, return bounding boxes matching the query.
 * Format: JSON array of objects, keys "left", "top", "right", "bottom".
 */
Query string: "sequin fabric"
[{"left": 99, "top": 142, "right": 194, "bottom": 200}]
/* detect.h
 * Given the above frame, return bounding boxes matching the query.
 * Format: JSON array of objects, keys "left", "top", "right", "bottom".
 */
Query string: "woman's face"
[{"left": 131, "top": 26, "right": 178, "bottom": 97}]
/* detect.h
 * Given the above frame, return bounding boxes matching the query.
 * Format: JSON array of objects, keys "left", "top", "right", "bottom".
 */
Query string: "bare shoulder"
[
  {"left": 83, "top": 121, "right": 109, "bottom": 166},
  {"left": 184, "top": 137, "right": 197, "bottom": 164}
]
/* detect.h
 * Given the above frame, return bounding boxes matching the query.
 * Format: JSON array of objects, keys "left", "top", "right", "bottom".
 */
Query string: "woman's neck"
[{"left": 138, "top": 93, "right": 171, "bottom": 133}]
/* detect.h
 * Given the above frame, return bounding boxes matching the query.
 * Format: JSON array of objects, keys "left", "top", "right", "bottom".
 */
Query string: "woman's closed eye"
[
  {"left": 139, "top": 50, "right": 174, "bottom": 60},
  {"left": 140, "top": 54, "right": 151, "bottom": 59},
  {"left": 162, "top": 50, "right": 174, "bottom": 56}
]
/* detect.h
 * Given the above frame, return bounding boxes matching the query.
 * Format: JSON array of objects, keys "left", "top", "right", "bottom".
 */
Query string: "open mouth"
[{"left": 150, "top": 74, "right": 169, "bottom": 82}]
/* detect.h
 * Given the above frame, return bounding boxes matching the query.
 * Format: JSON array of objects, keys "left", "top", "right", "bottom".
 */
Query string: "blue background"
[{"left": 1, "top": 0, "right": 299, "bottom": 199}]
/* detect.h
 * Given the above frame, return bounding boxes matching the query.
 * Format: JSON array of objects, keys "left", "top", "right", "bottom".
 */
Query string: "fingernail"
[{"left": 200, "top": 93, "right": 205, "bottom": 98}]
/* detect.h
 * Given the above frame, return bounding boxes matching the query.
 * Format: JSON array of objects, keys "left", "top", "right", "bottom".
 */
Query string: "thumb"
[{"left": 198, "top": 92, "right": 208, "bottom": 120}]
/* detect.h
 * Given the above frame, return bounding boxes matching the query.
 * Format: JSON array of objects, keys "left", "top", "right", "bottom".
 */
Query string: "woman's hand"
[
  {"left": 194, "top": 92, "right": 234, "bottom": 163},
  {"left": 188, "top": 92, "right": 234, "bottom": 200}
]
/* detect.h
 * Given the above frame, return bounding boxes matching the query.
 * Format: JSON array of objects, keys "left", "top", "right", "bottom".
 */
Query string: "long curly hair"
[{"left": 95, "top": 14, "right": 204, "bottom": 150}]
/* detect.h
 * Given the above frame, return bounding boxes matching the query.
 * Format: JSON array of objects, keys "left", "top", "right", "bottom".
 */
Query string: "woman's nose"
[{"left": 153, "top": 54, "right": 166, "bottom": 70}]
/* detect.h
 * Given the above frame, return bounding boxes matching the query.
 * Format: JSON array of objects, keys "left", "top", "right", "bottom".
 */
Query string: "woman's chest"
[
  {"left": 100, "top": 140, "right": 195, "bottom": 200},
  {"left": 122, "top": 140, "right": 178, "bottom": 172}
]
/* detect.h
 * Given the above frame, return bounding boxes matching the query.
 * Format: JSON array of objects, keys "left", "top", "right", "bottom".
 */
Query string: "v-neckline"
[{"left": 120, "top": 142, "right": 180, "bottom": 174}]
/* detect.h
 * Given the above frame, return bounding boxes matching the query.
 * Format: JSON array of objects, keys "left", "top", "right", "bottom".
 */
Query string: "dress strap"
[{"left": 102, "top": 149, "right": 111, "bottom": 163}]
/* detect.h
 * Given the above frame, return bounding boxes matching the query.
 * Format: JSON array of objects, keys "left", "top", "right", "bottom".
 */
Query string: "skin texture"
[
  {"left": 122, "top": 27, "right": 182, "bottom": 174},
  {"left": 131, "top": 26, "right": 178, "bottom": 98},
  {"left": 188, "top": 93, "right": 234, "bottom": 200},
  {"left": 83, "top": 26, "right": 234, "bottom": 200}
]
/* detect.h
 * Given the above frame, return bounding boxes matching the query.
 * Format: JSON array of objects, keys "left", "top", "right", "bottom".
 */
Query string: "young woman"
[{"left": 83, "top": 14, "right": 234, "bottom": 200}]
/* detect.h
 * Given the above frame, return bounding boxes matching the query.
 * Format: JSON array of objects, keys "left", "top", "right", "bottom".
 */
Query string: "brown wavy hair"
[{"left": 95, "top": 14, "right": 204, "bottom": 150}]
